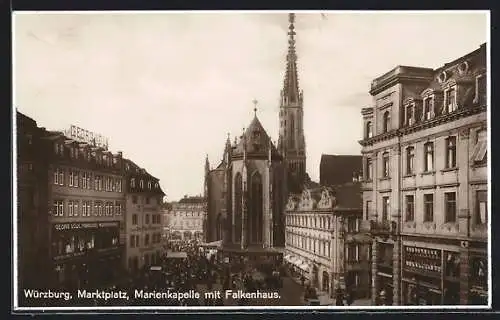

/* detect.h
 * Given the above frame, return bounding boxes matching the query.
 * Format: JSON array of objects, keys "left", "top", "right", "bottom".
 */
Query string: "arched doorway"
[
  {"left": 250, "top": 171, "right": 263, "bottom": 243},
  {"left": 322, "top": 271, "right": 330, "bottom": 293},
  {"left": 183, "top": 231, "right": 191, "bottom": 240}
]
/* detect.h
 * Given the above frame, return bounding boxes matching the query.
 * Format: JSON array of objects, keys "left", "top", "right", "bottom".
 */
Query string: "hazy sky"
[{"left": 13, "top": 11, "right": 488, "bottom": 201}]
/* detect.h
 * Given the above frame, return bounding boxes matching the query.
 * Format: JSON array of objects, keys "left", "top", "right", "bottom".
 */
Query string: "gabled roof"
[
  {"left": 232, "top": 115, "right": 281, "bottom": 159},
  {"left": 320, "top": 154, "right": 362, "bottom": 187}
]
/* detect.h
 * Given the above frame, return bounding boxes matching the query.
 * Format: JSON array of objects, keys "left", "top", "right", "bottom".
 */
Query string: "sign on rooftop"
[{"left": 64, "top": 125, "right": 109, "bottom": 150}]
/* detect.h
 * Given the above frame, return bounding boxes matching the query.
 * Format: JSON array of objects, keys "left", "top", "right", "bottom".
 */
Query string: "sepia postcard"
[{"left": 12, "top": 10, "right": 490, "bottom": 312}]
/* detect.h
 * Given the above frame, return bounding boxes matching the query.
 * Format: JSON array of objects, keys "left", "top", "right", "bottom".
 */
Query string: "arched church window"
[
  {"left": 250, "top": 172, "right": 263, "bottom": 243},
  {"left": 289, "top": 116, "right": 295, "bottom": 149},
  {"left": 234, "top": 173, "right": 242, "bottom": 243}
]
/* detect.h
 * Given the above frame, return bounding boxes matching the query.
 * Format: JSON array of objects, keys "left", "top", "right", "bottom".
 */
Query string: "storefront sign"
[
  {"left": 64, "top": 125, "right": 109, "bottom": 150},
  {"left": 53, "top": 222, "right": 119, "bottom": 231},
  {"left": 404, "top": 246, "right": 442, "bottom": 274}
]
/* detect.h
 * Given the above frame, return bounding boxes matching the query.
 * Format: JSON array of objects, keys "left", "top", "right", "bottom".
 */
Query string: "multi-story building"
[
  {"left": 16, "top": 112, "right": 48, "bottom": 293},
  {"left": 359, "top": 43, "right": 488, "bottom": 305},
  {"left": 284, "top": 155, "right": 370, "bottom": 299},
  {"left": 167, "top": 196, "right": 206, "bottom": 241},
  {"left": 16, "top": 115, "right": 127, "bottom": 294},
  {"left": 123, "top": 159, "right": 165, "bottom": 272}
]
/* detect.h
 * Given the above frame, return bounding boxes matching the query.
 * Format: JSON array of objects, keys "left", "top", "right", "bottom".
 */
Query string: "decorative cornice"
[{"left": 360, "top": 105, "right": 486, "bottom": 147}]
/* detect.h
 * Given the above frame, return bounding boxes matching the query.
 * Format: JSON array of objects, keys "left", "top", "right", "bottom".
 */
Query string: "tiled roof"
[
  {"left": 332, "top": 182, "right": 362, "bottom": 210},
  {"left": 319, "top": 154, "right": 362, "bottom": 187},
  {"left": 178, "top": 196, "right": 206, "bottom": 204},
  {"left": 232, "top": 115, "right": 281, "bottom": 159}
]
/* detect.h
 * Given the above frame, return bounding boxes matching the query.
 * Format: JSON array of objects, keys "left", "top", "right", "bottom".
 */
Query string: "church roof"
[{"left": 232, "top": 115, "right": 281, "bottom": 160}]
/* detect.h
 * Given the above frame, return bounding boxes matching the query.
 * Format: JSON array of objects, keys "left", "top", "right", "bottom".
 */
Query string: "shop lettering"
[{"left": 53, "top": 223, "right": 98, "bottom": 231}]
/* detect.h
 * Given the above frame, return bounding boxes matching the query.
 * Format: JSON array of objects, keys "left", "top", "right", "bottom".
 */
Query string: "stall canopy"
[
  {"left": 166, "top": 251, "right": 188, "bottom": 259},
  {"left": 200, "top": 240, "right": 222, "bottom": 248}
]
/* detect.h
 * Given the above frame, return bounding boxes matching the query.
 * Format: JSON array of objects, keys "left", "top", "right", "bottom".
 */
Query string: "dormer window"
[
  {"left": 148, "top": 181, "right": 152, "bottom": 189},
  {"left": 405, "top": 104, "right": 415, "bottom": 126},
  {"left": 475, "top": 74, "right": 486, "bottom": 105},
  {"left": 130, "top": 178, "right": 136, "bottom": 188},
  {"left": 444, "top": 87, "right": 457, "bottom": 113},
  {"left": 423, "top": 97, "right": 434, "bottom": 121},
  {"left": 365, "top": 121, "right": 373, "bottom": 139},
  {"left": 140, "top": 180, "right": 144, "bottom": 188}
]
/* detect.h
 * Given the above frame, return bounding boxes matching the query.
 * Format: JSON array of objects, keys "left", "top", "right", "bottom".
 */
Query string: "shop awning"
[{"left": 166, "top": 251, "right": 188, "bottom": 259}]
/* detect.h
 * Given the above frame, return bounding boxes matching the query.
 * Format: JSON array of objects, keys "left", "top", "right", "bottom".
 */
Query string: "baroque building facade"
[
  {"left": 359, "top": 43, "right": 488, "bottom": 306},
  {"left": 205, "top": 13, "right": 307, "bottom": 261},
  {"left": 123, "top": 159, "right": 165, "bottom": 272},
  {"left": 167, "top": 195, "right": 206, "bottom": 241},
  {"left": 284, "top": 160, "right": 371, "bottom": 300}
]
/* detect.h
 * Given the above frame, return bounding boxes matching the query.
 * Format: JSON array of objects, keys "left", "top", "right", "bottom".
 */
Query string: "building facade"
[
  {"left": 123, "top": 160, "right": 165, "bottom": 272},
  {"left": 16, "top": 114, "right": 128, "bottom": 294},
  {"left": 359, "top": 43, "right": 488, "bottom": 305},
  {"left": 167, "top": 196, "right": 206, "bottom": 241},
  {"left": 284, "top": 182, "right": 371, "bottom": 299}
]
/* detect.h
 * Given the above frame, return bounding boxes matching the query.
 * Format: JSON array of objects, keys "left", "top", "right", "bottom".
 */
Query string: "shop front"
[
  {"left": 468, "top": 255, "right": 488, "bottom": 305},
  {"left": 402, "top": 245, "right": 461, "bottom": 306},
  {"left": 376, "top": 242, "right": 393, "bottom": 305},
  {"left": 51, "top": 222, "right": 123, "bottom": 289}
]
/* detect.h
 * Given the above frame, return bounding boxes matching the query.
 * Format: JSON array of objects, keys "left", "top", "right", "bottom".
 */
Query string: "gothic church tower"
[{"left": 277, "top": 13, "right": 307, "bottom": 195}]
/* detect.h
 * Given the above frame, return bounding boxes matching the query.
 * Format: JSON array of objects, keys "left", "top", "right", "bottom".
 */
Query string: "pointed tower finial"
[
  {"left": 282, "top": 12, "right": 300, "bottom": 106},
  {"left": 252, "top": 99, "right": 258, "bottom": 116}
]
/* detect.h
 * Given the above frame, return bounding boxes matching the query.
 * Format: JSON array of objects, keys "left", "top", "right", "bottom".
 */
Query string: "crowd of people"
[{"left": 26, "top": 240, "right": 285, "bottom": 307}]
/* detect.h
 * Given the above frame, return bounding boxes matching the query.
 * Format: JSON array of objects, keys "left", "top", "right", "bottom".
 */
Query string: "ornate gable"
[
  {"left": 298, "top": 189, "right": 315, "bottom": 211},
  {"left": 317, "top": 187, "right": 336, "bottom": 209}
]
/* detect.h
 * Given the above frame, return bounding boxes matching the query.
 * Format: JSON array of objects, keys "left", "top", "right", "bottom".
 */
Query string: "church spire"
[{"left": 281, "top": 13, "right": 301, "bottom": 106}]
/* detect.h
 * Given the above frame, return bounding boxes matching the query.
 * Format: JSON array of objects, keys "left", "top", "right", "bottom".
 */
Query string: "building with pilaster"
[
  {"left": 359, "top": 43, "right": 488, "bottom": 306},
  {"left": 167, "top": 195, "right": 206, "bottom": 241}
]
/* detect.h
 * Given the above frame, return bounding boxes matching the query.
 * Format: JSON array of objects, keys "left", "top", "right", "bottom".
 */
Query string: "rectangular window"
[
  {"left": 445, "top": 192, "right": 457, "bottom": 223},
  {"left": 476, "top": 75, "right": 486, "bottom": 105},
  {"left": 424, "top": 142, "right": 434, "bottom": 172},
  {"left": 145, "top": 234, "right": 150, "bottom": 246},
  {"left": 58, "top": 169, "right": 64, "bottom": 185},
  {"left": 365, "top": 157, "right": 372, "bottom": 180},
  {"left": 472, "top": 130, "right": 487, "bottom": 165},
  {"left": 406, "top": 147, "right": 415, "bottom": 174},
  {"left": 406, "top": 105, "right": 414, "bottom": 126},
  {"left": 69, "top": 171, "right": 74, "bottom": 187},
  {"left": 53, "top": 169, "right": 59, "bottom": 185},
  {"left": 87, "top": 201, "right": 92, "bottom": 216},
  {"left": 405, "top": 195, "right": 415, "bottom": 222},
  {"left": 68, "top": 200, "right": 74, "bottom": 216},
  {"left": 382, "top": 152, "right": 390, "bottom": 177},
  {"left": 365, "top": 201, "right": 372, "bottom": 220},
  {"left": 73, "top": 201, "right": 79, "bottom": 216},
  {"left": 445, "top": 136, "right": 457, "bottom": 168},
  {"left": 446, "top": 87, "right": 457, "bottom": 113},
  {"left": 424, "top": 194, "right": 434, "bottom": 222},
  {"left": 423, "top": 97, "right": 433, "bottom": 120},
  {"left": 130, "top": 235, "right": 135, "bottom": 248},
  {"left": 53, "top": 200, "right": 64, "bottom": 216},
  {"left": 382, "top": 196, "right": 390, "bottom": 222},
  {"left": 82, "top": 201, "right": 87, "bottom": 216},
  {"left": 82, "top": 172, "right": 87, "bottom": 188},
  {"left": 74, "top": 171, "right": 79, "bottom": 187},
  {"left": 477, "top": 190, "right": 488, "bottom": 225},
  {"left": 145, "top": 214, "right": 150, "bottom": 224},
  {"left": 132, "top": 214, "right": 138, "bottom": 225},
  {"left": 347, "top": 217, "right": 358, "bottom": 232}
]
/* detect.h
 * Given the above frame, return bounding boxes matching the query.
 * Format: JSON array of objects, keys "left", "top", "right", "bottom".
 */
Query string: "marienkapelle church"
[{"left": 204, "top": 13, "right": 312, "bottom": 261}]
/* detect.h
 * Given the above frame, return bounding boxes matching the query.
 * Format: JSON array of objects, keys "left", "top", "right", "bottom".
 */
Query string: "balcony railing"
[{"left": 359, "top": 220, "right": 397, "bottom": 236}]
